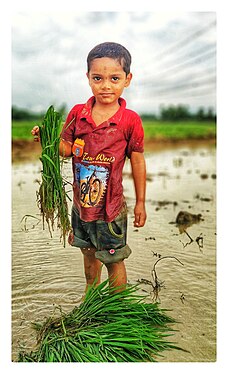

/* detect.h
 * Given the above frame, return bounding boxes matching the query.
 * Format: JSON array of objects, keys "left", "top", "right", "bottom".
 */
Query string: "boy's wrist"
[{"left": 135, "top": 199, "right": 145, "bottom": 205}]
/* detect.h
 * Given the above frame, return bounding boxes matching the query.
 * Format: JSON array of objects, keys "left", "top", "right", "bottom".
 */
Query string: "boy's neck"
[
  {"left": 91, "top": 99, "right": 120, "bottom": 126},
  {"left": 93, "top": 98, "right": 120, "bottom": 113}
]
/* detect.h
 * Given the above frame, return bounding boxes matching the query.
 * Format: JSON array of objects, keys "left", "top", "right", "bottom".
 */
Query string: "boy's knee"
[
  {"left": 81, "top": 247, "right": 96, "bottom": 257},
  {"left": 95, "top": 245, "right": 131, "bottom": 264},
  {"left": 105, "top": 260, "right": 123, "bottom": 268}
]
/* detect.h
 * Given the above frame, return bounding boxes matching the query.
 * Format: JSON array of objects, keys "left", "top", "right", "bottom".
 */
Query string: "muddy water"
[{"left": 12, "top": 142, "right": 216, "bottom": 362}]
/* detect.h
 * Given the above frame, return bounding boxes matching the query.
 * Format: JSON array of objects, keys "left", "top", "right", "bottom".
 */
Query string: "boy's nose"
[{"left": 101, "top": 78, "right": 111, "bottom": 89}]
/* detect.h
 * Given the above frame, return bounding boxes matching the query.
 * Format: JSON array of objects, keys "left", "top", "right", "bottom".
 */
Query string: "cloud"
[{"left": 12, "top": 11, "right": 216, "bottom": 114}]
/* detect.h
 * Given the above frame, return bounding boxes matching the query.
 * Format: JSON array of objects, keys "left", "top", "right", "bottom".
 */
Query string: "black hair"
[{"left": 87, "top": 42, "right": 132, "bottom": 75}]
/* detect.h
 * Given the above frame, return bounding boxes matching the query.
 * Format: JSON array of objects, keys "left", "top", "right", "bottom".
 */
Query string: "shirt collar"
[{"left": 79, "top": 96, "right": 126, "bottom": 125}]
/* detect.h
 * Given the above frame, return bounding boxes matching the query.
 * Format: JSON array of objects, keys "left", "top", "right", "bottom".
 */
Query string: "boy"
[{"left": 32, "top": 42, "right": 147, "bottom": 292}]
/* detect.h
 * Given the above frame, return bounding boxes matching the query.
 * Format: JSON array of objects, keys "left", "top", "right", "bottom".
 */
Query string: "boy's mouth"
[{"left": 100, "top": 93, "right": 113, "bottom": 96}]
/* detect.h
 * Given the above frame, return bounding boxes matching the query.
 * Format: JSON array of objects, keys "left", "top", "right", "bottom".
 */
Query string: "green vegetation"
[
  {"left": 12, "top": 104, "right": 67, "bottom": 139},
  {"left": 143, "top": 120, "right": 216, "bottom": 141},
  {"left": 19, "top": 279, "right": 181, "bottom": 362},
  {"left": 37, "top": 106, "right": 71, "bottom": 247},
  {"left": 12, "top": 104, "right": 67, "bottom": 121},
  {"left": 12, "top": 119, "right": 216, "bottom": 141},
  {"left": 12, "top": 120, "right": 38, "bottom": 139},
  {"left": 156, "top": 103, "right": 216, "bottom": 122},
  {"left": 12, "top": 104, "right": 216, "bottom": 142}
]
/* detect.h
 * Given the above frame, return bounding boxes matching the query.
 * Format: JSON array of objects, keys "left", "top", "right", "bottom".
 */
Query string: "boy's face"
[{"left": 87, "top": 57, "right": 132, "bottom": 106}]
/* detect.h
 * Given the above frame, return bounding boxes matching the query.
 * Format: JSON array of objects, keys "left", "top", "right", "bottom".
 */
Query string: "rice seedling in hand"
[
  {"left": 19, "top": 280, "right": 183, "bottom": 362},
  {"left": 37, "top": 105, "right": 71, "bottom": 246}
]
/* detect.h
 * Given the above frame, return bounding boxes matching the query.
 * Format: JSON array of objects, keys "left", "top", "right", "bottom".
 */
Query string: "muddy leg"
[
  {"left": 80, "top": 248, "right": 102, "bottom": 292},
  {"left": 105, "top": 260, "right": 127, "bottom": 292}
]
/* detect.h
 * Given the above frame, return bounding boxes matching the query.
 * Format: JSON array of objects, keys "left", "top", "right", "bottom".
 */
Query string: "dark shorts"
[{"left": 68, "top": 203, "right": 131, "bottom": 264}]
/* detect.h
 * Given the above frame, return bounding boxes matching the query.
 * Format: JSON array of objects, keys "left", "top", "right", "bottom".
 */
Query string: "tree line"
[
  {"left": 141, "top": 104, "right": 216, "bottom": 122},
  {"left": 12, "top": 104, "right": 67, "bottom": 121},
  {"left": 12, "top": 104, "right": 216, "bottom": 122}
]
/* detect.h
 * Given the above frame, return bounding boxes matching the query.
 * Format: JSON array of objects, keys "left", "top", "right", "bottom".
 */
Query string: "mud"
[{"left": 12, "top": 141, "right": 216, "bottom": 362}]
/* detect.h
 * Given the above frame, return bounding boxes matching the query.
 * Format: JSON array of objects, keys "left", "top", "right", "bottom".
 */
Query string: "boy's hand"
[
  {"left": 31, "top": 125, "right": 40, "bottom": 142},
  {"left": 130, "top": 152, "right": 147, "bottom": 228},
  {"left": 134, "top": 201, "right": 147, "bottom": 227}
]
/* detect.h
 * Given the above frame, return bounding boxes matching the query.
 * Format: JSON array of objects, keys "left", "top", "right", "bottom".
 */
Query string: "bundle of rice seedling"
[
  {"left": 37, "top": 105, "right": 71, "bottom": 246},
  {"left": 19, "top": 280, "right": 182, "bottom": 362}
]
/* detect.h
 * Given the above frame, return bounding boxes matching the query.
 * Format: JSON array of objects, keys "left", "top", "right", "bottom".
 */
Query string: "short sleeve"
[
  {"left": 60, "top": 106, "right": 79, "bottom": 143},
  {"left": 125, "top": 112, "right": 144, "bottom": 158}
]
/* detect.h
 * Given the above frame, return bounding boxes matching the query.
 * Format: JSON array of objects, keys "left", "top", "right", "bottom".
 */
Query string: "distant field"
[
  {"left": 12, "top": 120, "right": 216, "bottom": 141},
  {"left": 143, "top": 120, "right": 216, "bottom": 140},
  {"left": 12, "top": 120, "right": 64, "bottom": 140},
  {"left": 12, "top": 121, "right": 40, "bottom": 140}
]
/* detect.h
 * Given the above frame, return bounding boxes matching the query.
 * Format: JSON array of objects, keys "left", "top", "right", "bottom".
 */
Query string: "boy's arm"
[
  {"left": 59, "top": 139, "right": 73, "bottom": 157},
  {"left": 130, "top": 151, "right": 147, "bottom": 227},
  {"left": 31, "top": 126, "right": 73, "bottom": 157}
]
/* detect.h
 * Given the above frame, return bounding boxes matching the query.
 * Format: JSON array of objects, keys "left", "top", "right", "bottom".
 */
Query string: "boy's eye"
[
  {"left": 112, "top": 77, "right": 119, "bottom": 81},
  {"left": 93, "top": 77, "right": 101, "bottom": 81}
]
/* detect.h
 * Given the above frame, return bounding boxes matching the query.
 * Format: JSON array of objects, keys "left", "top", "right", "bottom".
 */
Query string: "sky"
[{"left": 12, "top": 11, "right": 216, "bottom": 115}]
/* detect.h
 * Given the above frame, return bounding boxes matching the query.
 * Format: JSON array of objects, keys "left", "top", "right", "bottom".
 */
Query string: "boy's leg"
[
  {"left": 105, "top": 260, "right": 127, "bottom": 292},
  {"left": 81, "top": 248, "right": 102, "bottom": 291}
]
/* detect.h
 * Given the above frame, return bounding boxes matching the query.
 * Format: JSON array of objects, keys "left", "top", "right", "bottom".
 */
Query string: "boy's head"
[{"left": 87, "top": 42, "right": 131, "bottom": 76}]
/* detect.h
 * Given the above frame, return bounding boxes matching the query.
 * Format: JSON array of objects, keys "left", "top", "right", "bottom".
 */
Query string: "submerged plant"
[
  {"left": 37, "top": 105, "right": 71, "bottom": 246},
  {"left": 19, "top": 280, "right": 182, "bottom": 362},
  {"left": 151, "top": 256, "right": 184, "bottom": 301}
]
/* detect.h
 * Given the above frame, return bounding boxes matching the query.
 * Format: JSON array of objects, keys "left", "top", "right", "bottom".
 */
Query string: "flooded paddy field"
[{"left": 12, "top": 141, "right": 216, "bottom": 362}]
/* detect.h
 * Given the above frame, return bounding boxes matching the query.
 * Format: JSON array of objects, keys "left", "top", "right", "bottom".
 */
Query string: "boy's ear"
[
  {"left": 125, "top": 73, "right": 132, "bottom": 87},
  {"left": 86, "top": 72, "right": 91, "bottom": 86}
]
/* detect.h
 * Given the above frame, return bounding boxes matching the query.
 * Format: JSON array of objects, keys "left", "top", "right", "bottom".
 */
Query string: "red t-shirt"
[{"left": 61, "top": 96, "right": 144, "bottom": 222}]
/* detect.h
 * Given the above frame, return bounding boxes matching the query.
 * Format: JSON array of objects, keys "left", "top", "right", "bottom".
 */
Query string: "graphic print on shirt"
[{"left": 75, "top": 163, "right": 109, "bottom": 208}]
